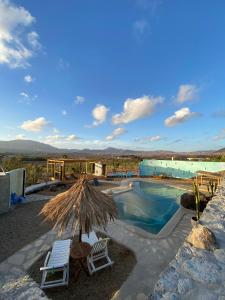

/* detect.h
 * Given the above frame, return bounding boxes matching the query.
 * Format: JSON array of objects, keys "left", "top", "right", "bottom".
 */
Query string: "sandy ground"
[
  {"left": 0, "top": 200, "right": 51, "bottom": 263},
  {"left": 0, "top": 182, "right": 117, "bottom": 263},
  {"left": 28, "top": 233, "right": 136, "bottom": 300}
]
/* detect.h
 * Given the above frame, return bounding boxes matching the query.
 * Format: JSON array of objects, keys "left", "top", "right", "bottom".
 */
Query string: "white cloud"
[
  {"left": 53, "top": 128, "right": 60, "bottom": 134},
  {"left": 24, "top": 74, "right": 33, "bottom": 83},
  {"left": 66, "top": 134, "right": 80, "bottom": 141},
  {"left": 15, "top": 134, "right": 25, "bottom": 140},
  {"left": 176, "top": 84, "right": 198, "bottom": 103},
  {"left": 135, "top": 135, "right": 162, "bottom": 143},
  {"left": 106, "top": 128, "right": 126, "bottom": 141},
  {"left": 92, "top": 104, "right": 109, "bottom": 126},
  {"left": 0, "top": 0, "right": 41, "bottom": 68},
  {"left": 45, "top": 135, "right": 64, "bottom": 141},
  {"left": 19, "top": 91, "right": 37, "bottom": 104},
  {"left": 58, "top": 58, "right": 70, "bottom": 70},
  {"left": 20, "top": 91, "right": 28, "bottom": 98},
  {"left": 75, "top": 96, "right": 85, "bottom": 104},
  {"left": 20, "top": 117, "right": 49, "bottom": 132},
  {"left": 133, "top": 20, "right": 149, "bottom": 35},
  {"left": 44, "top": 134, "right": 80, "bottom": 144},
  {"left": 165, "top": 107, "right": 197, "bottom": 127},
  {"left": 146, "top": 135, "right": 161, "bottom": 142},
  {"left": 61, "top": 110, "right": 67, "bottom": 116},
  {"left": 112, "top": 95, "right": 164, "bottom": 125},
  {"left": 213, "top": 129, "right": 225, "bottom": 141},
  {"left": 27, "top": 31, "right": 41, "bottom": 49}
]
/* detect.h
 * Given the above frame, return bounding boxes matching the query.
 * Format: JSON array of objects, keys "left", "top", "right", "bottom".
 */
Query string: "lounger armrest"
[
  {"left": 43, "top": 251, "right": 51, "bottom": 267},
  {"left": 40, "top": 264, "right": 65, "bottom": 271}
]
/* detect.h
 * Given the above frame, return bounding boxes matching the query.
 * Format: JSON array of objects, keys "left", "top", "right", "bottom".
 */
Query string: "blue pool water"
[{"left": 114, "top": 181, "right": 183, "bottom": 234}]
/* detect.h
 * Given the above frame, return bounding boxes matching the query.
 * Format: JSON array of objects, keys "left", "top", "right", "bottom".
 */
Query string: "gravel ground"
[
  {"left": 28, "top": 233, "right": 137, "bottom": 300},
  {"left": 0, "top": 200, "right": 51, "bottom": 263},
  {"left": 0, "top": 182, "right": 117, "bottom": 264}
]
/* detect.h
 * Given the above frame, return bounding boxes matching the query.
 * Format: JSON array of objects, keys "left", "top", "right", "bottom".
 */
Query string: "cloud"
[
  {"left": 27, "top": 31, "right": 41, "bottom": 50},
  {"left": 92, "top": 104, "right": 109, "bottom": 126},
  {"left": 145, "top": 135, "right": 162, "bottom": 142},
  {"left": 15, "top": 134, "right": 25, "bottom": 140},
  {"left": 112, "top": 95, "right": 164, "bottom": 125},
  {"left": 20, "top": 117, "right": 49, "bottom": 132},
  {"left": 66, "top": 134, "right": 80, "bottom": 141},
  {"left": 44, "top": 134, "right": 80, "bottom": 144},
  {"left": 58, "top": 58, "right": 70, "bottom": 70},
  {"left": 136, "top": 0, "right": 163, "bottom": 14},
  {"left": 133, "top": 20, "right": 149, "bottom": 35},
  {"left": 61, "top": 110, "right": 67, "bottom": 116},
  {"left": 24, "top": 74, "right": 34, "bottom": 83},
  {"left": 106, "top": 128, "right": 126, "bottom": 141},
  {"left": 176, "top": 84, "right": 198, "bottom": 103},
  {"left": 19, "top": 91, "right": 37, "bottom": 104},
  {"left": 0, "top": 0, "right": 41, "bottom": 68},
  {"left": 75, "top": 96, "right": 85, "bottom": 104},
  {"left": 213, "top": 129, "right": 225, "bottom": 141},
  {"left": 165, "top": 107, "right": 198, "bottom": 127},
  {"left": 135, "top": 135, "right": 162, "bottom": 143},
  {"left": 53, "top": 128, "right": 60, "bottom": 134}
]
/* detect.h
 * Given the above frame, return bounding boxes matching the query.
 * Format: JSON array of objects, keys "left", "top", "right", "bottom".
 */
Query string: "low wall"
[
  {"left": 0, "top": 173, "right": 10, "bottom": 214},
  {"left": 152, "top": 181, "right": 225, "bottom": 299},
  {"left": 140, "top": 159, "right": 225, "bottom": 179},
  {"left": 8, "top": 168, "right": 25, "bottom": 196},
  {"left": 0, "top": 168, "right": 25, "bottom": 214}
]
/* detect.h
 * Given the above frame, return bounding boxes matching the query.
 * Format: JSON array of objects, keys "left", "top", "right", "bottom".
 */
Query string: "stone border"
[{"left": 151, "top": 180, "right": 225, "bottom": 299}]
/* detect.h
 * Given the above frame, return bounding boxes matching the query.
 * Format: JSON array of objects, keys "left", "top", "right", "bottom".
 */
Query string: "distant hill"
[
  {"left": 0, "top": 139, "right": 219, "bottom": 157},
  {"left": 217, "top": 147, "right": 225, "bottom": 153},
  {"left": 0, "top": 140, "right": 59, "bottom": 154}
]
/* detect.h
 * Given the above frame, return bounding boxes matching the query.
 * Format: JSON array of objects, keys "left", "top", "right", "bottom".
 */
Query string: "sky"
[{"left": 0, "top": 0, "right": 224, "bottom": 151}]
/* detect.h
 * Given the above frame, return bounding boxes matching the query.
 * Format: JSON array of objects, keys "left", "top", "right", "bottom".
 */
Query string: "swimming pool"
[{"left": 114, "top": 181, "right": 184, "bottom": 234}]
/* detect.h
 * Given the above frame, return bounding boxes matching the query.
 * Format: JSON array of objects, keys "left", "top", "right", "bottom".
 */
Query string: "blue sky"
[{"left": 0, "top": 0, "right": 224, "bottom": 151}]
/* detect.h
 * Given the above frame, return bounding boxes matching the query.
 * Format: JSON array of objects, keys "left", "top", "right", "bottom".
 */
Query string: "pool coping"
[{"left": 103, "top": 178, "right": 193, "bottom": 240}]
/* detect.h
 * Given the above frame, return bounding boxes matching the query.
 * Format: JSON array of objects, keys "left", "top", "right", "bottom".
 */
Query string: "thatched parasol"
[{"left": 40, "top": 175, "right": 117, "bottom": 241}]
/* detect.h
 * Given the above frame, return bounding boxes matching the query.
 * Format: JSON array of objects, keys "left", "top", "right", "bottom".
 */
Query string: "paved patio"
[{"left": 0, "top": 202, "right": 193, "bottom": 300}]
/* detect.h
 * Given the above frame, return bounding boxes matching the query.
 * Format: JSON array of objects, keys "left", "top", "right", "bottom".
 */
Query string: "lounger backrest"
[
  {"left": 91, "top": 238, "right": 110, "bottom": 255},
  {"left": 48, "top": 239, "right": 71, "bottom": 268},
  {"left": 82, "top": 231, "right": 98, "bottom": 246}
]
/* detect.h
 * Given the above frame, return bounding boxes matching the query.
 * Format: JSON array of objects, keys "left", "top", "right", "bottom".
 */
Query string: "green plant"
[
  {"left": 193, "top": 181, "right": 200, "bottom": 220},
  {"left": 207, "top": 179, "right": 218, "bottom": 198}
]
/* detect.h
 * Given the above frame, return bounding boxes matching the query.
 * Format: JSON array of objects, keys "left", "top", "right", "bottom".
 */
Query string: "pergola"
[
  {"left": 47, "top": 159, "right": 96, "bottom": 181},
  {"left": 195, "top": 170, "right": 223, "bottom": 186}
]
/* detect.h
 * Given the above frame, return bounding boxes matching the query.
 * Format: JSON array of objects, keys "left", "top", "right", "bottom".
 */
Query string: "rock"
[
  {"left": 162, "top": 292, "right": 180, "bottom": 300},
  {"left": 182, "top": 257, "right": 221, "bottom": 287},
  {"left": 180, "top": 192, "right": 208, "bottom": 212},
  {"left": 154, "top": 267, "right": 179, "bottom": 294},
  {"left": 186, "top": 223, "right": 217, "bottom": 251},
  {"left": 214, "top": 249, "right": 225, "bottom": 265},
  {"left": 177, "top": 278, "right": 193, "bottom": 295}
]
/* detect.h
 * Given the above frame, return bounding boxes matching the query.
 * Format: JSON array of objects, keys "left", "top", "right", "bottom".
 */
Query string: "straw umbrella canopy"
[{"left": 40, "top": 175, "right": 117, "bottom": 241}]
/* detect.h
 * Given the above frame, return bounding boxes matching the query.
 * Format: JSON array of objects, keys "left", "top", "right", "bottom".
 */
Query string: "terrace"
[{"left": 0, "top": 161, "right": 225, "bottom": 299}]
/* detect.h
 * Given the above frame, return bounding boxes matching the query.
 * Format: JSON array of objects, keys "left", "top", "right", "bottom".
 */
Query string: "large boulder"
[
  {"left": 180, "top": 192, "right": 208, "bottom": 212},
  {"left": 186, "top": 223, "right": 217, "bottom": 251}
]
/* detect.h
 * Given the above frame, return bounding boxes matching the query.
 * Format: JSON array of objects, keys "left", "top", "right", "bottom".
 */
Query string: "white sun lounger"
[
  {"left": 40, "top": 239, "right": 72, "bottom": 289},
  {"left": 87, "top": 238, "right": 114, "bottom": 275},
  {"left": 81, "top": 231, "right": 100, "bottom": 246}
]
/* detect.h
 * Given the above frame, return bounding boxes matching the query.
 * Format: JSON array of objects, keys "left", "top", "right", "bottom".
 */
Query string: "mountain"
[
  {"left": 0, "top": 140, "right": 59, "bottom": 154},
  {"left": 0, "top": 139, "right": 220, "bottom": 157},
  {"left": 216, "top": 147, "right": 225, "bottom": 153}
]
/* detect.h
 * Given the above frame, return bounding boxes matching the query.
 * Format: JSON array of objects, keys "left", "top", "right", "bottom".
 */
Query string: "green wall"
[{"left": 139, "top": 160, "right": 225, "bottom": 178}]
